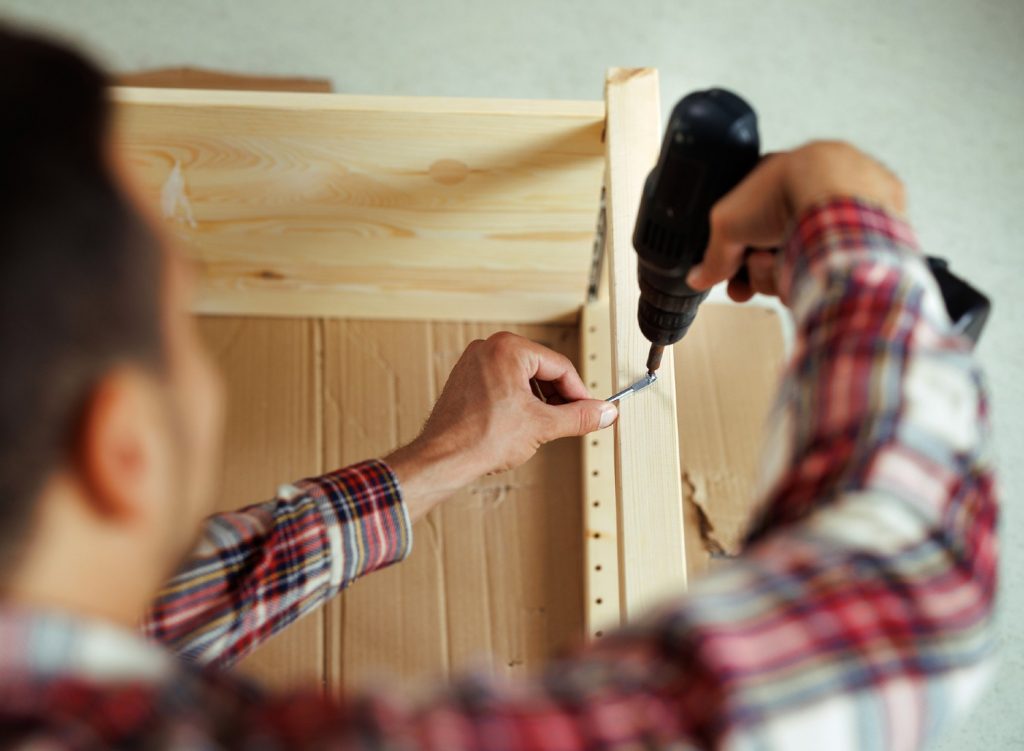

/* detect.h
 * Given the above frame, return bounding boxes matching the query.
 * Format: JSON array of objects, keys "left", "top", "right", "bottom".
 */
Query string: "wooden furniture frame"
[{"left": 113, "top": 68, "right": 783, "bottom": 688}]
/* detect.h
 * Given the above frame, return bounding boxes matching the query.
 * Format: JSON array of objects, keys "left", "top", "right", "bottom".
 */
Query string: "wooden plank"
[
  {"left": 604, "top": 68, "right": 688, "bottom": 619},
  {"left": 118, "top": 67, "right": 332, "bottom": 92},
  {"left": 675, "top": 304, "right": 786, "bottom": 578},
  {"left": 112, "top": 87, "right": 605, "bottom": 323},
  {"left": 198, "top": 317, "right": 325, "bottom": 692},
  {"left": 581, "top": 299, "right": 620, "bottom": 639},
  {"left": 321, "top": 320, "right": 582, "bottom": 692}
]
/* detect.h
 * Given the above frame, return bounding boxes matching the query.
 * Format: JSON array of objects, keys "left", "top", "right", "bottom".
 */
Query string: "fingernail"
[
  {"left": 686, "top": 267, "right": 701, "bottom": 287},
  {"left": 598, "top": 403, "right": 618, "bottom": 429}
]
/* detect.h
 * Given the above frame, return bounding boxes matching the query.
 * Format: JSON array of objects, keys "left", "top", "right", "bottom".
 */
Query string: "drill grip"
[{"left": 633, "top": 89, "right": 760, "bottom": 350}]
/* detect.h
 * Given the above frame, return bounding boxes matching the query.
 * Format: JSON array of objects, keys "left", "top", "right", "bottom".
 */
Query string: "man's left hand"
[{"left": 385, "top": 332, "right": 617, "bottom": 520}]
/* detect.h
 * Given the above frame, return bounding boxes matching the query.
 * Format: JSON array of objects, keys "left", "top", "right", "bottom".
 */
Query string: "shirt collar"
[{"left": 0, "top": 605, "right": 173, "bottom": 684}]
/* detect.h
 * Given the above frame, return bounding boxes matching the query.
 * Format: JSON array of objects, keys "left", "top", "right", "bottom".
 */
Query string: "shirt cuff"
[
  {"left": 778, "top": 196, "right": 921, "bottom": 307},
  {"left": 294, "top": 459, "right": 413, "bottom": 592}
]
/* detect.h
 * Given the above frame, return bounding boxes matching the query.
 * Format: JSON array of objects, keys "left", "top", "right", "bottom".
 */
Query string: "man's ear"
[{"left": 75, "top": 366, "right": 167, "bottom": 523}]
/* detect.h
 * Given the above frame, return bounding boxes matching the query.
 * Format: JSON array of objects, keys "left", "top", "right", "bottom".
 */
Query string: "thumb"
[{"left": 539, "top": 399, "right": 618, "bottom": 441}]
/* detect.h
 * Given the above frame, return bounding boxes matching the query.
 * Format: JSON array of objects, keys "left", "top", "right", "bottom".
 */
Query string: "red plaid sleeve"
[{"left": 141, "top": 459, "right": 412, "bottom": 667}]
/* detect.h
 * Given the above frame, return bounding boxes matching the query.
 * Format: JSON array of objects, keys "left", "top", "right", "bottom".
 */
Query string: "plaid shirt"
[{"left": 0, "top": 198, "right": 997, "bottom": 749}]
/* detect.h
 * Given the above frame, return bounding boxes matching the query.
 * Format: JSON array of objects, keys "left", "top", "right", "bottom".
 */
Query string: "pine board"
[
  {"left": 603, "top": 68, "right": 688, "bottom": 618},
  {"left": 113, "top": 88, "right": 605, "bottom": 323}
]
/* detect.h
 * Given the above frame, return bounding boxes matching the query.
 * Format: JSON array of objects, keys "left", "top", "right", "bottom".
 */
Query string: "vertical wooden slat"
[
  {"left": 604, "top": 68, "right": 688, "bottom": 620},
  {"left": 581, "top": 298, "right": 620, "bottom": 639},
  {"left": 198, "top": 316, "right": 325, "bottom": 691}
]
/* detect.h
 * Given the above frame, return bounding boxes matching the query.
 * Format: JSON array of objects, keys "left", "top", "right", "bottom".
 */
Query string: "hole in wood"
[
  {"left": 592, "top": 500, "right": 600, "bottom": 507},
  {"left": 589, "top": 326, "right": 597, "bottom": 333},
  {"left": 595, "top": 564, "right": 602, "bottom": 571},
  {"left": 595, "top": 630, "right": 604, "bottom": 638},
  {"left": 591, "top": 439, "right": 599, "bottom": 447},
  {"left": 592, "top": 470, "right": 599, "bottom": 477},
  {"left": 589, "top": 353, "right": 597, "bottom": 360},
  {"left": 593, "top": 532, "right": 600, "bottom": 539},
  {"left": 595, "top": 598, "right": 603, "bottom": 605},
  {"left": 590, "top": 382, "right": 598, "bottom": 388}
]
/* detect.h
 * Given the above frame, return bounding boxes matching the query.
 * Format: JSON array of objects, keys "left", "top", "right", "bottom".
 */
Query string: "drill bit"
[
  {"left": 606, "top": 371, "right": 658, "bottom": 404},
  {"left": 645, "top": 344, "right": 665, "bottom": 376}
]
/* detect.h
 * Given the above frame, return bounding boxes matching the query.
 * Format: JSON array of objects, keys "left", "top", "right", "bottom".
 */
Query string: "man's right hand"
[{"left": 686, "top": 141, "right": 907, "bottom": 301}]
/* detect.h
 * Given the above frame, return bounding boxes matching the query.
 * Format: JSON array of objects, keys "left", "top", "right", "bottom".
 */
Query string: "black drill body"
[
  {"left": 633, "top": 89, "right": 760, "bottom": 373},
  {"left": 630, "top": 88, "right": 989, "bottom": 382}
]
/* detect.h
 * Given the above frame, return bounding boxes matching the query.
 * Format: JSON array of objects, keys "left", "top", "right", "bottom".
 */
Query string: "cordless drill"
[
  {"left": 634, "top": 88, "right": 760, "bottom": 375},
  {"left": 632, "top": 89, "right": 990, "bottom": 381}
]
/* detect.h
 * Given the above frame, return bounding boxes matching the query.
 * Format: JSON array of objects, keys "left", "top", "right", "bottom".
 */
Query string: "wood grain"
[
  {"left": 198, "top": 316, "right": 326, "bottom": 692},
  {"left": 113, "top": 87, "right": 605, "bottom": 323},
  {"left": 604, "top": 68, "right": 688, "bottom": 620}
]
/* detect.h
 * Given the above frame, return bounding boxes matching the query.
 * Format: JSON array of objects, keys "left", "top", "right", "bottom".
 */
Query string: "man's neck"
[{"left": 4, "top": 479, "right": 159, "bottom": 629}]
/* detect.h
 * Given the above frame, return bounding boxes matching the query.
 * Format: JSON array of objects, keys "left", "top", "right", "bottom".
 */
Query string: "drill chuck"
[
  {"left": 637, "top": 274, "right": 709, "bottom": 345},
  {"left": 633, "top": 88, "right": 760, "bottom": 359}
]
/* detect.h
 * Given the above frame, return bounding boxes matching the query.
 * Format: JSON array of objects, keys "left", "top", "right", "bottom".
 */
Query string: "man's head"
[{"left": 0, "top": 26, "right": 224, "bottom": 620}]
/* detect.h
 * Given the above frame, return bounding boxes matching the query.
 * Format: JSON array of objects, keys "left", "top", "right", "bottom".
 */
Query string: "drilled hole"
[
  {"left": 591, "top": 439, "right": 599, "bottom": 447},
  {"left": 593, "top": 532, "right": 601, "bottom": 539},
  {"left": 595, "top": 630, "right": 604, "bottom": 638},
  {"left": 595, "top": 598, "right": 603, "bottom": 605},
  {"left": 595, "top": 564, "right": 602, "bottom": 571},
  {"left": 590, "top": 381, "right": 598, "bottom": 388},
  {"left": 592, "top": 470, "right": 599, "bottom": 477},
  {"left": 589, "top": 353, "right": 597, "bottom": 360},
  {"left": 592, "top": 500, "right": 600, "bottom": 508},
  {"left": 589, "top": 326, "right": 597, "bottom": 333}
]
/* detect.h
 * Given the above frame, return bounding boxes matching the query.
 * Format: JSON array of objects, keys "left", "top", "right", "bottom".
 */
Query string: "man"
[{"left": 0, "top": 25, "right": 996, "bottom": 750}]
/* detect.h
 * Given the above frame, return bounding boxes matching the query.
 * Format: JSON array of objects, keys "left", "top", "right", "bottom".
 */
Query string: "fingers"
[
  {"left": 746, "top": 250, "right": 779, "bottom": 297},
  {"left": 686, "top": 217, "right": 745, "bottom": 291},
  {"left": 537, "top": 399, "right": 617, "bottom": 442},
  {"left": 725, "top": 248, "right": 780, "bottom": 302},
  {"left": 687, "top": 154, "right": 791, "bottom": 291},
  {"left": 483, "top": 332, "right": 618, "bottom": 439},
  {"left": 727, "top": 275, "right": 754, "bottom": 302},
  {"left": 535, "top": 379, "right": 570, "bottom": 405},
  {"left": 526, "top": 343, "right": 589, "bottom": 401},
  {"left": 480, "top": 331, "right": 618, "bottom": 449},
  {"left": 486, "top": 332, "right": 590, "bottom": 402}
]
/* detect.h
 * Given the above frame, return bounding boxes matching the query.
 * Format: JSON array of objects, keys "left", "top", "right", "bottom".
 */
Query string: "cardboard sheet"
[
  {"left": 673, "top": 303, "right": 786, "bottom": 578},
  {"left": 203, "top": 317, "right": 582, "bottom": 692}
]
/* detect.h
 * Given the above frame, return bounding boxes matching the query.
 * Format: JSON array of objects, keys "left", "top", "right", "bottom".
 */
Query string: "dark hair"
[{"left": 0, "top": 26, "right": 163, "bottom": 563}]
